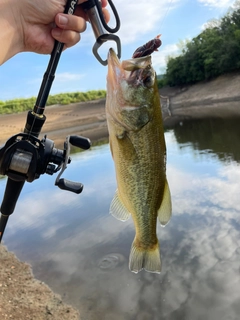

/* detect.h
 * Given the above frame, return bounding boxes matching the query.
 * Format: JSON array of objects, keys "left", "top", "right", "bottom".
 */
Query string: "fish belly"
[{"left": 108, "top": 110, "right": 170, "bottom": 273}]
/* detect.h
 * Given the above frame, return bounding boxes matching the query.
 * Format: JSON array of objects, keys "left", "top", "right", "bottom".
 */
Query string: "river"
[{"left": 1, "top": 117, "right": 240, "bottom": 320}]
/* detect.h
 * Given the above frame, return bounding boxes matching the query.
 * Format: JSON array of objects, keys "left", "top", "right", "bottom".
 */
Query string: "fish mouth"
[
  {"left": 107, "top": 48, "right": 123, "bottom": 90},
  {"left": 107, "top": 48, "right": 121, "bottom": 68},
  {"left": 107, "top": 48, "right": 152, "bottom": 90}
]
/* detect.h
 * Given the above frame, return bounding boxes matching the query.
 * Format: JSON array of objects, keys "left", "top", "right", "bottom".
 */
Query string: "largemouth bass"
[{"left": 106, "top": 48, "right": 171, "bottom": 274}]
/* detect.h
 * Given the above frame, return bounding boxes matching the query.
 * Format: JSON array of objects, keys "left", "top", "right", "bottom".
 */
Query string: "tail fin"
[{"left": 129, "top": 239, "right": 161, "bottom": 274}]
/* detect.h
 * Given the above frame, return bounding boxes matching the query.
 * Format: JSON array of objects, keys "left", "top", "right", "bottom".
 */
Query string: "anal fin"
[{"left": 110, "top": 189, "right": 131, "bottom": 221}]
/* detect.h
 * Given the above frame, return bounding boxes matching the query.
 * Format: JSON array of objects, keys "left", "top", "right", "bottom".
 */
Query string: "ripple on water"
[{"left": 98, "top": 253, "right": 125, "bottom": 270}]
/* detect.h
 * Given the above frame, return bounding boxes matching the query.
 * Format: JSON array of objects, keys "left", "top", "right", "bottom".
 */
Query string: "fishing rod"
[{"left": 0, "top": 0, "right": 121, "bottom": 242}]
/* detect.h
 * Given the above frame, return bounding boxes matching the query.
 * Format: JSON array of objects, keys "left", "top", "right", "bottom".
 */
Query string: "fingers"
[
  {"left": 52, "top": 13, "right": 86, "bottom": 47},
  {"left": 51, "top": 1, "right": 110, "bottom": 48},
  {"left": 52, "top": 29, "right": 81, "bottom": 49},
  {"left": 75, "top": 1, "right": 110, "bottom": 23},
  {"left": 102, "top": 7, "right": 110, "bottom": 24},
  {"left": 100, "top": 0, "right": 108, "bottom": 8},
  {"left": 74, "top": 3, "right": 110, "bottom": 24},
  {"left": 55, "top": 13, "right": 87, "bottom": 33}
]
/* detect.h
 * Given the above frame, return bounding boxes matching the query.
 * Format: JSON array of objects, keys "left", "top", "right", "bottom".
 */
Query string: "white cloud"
[
  {"left": 151, "top": 43, "right": 179, "bottom": 72},
  {"left": 167, "top": 160, "right": 240, "bottom": 223},
  {"left": 198, "top": 0, "right": 235, "bottom": 8},
  {"left": 55, "top": 72, "right": 85, "bottom": 82},
  {"left": 50, "top": 72, "right": 86, "bottom": 93},
  {"left": 28, "top": 72, "right": 85, "bottom": 86},
  {"left": 112, "top": 0, "right": 181, "bottom": 44},
  {"left": 76, "top": 0, "right": 181, "bottom": 48},
  {"left": 200, "top": 18, "right": 221, "bottom": 30}
]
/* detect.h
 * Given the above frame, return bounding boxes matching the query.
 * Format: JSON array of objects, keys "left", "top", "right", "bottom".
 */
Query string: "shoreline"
[
  {"left": 1, "top": 71, "right": 240, "bottom": 148},
  {"left": 0, "top": 98, "right": 109, "bottom": 148},
  {"left": 0, "top": 244, "right": 80, "bottom": 319},
  {"left": 1, "top": 70, "right": 240, "bottom": 319},
  {"left": 160, "top": 70, "right": 240, "bottom": 126}
]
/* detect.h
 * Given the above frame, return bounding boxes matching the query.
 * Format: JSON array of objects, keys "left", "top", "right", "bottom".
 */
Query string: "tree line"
[{"left": 158, "top": 3, "right": 240, "bottom": 87}]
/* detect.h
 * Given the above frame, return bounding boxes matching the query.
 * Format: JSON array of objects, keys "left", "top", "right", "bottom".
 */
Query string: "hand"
[
  {"left": 19, "top": 0, "right": 110, "bottom": 54},
  {"left": 0, "top": 0, "right": 110, "bottom": 64}
]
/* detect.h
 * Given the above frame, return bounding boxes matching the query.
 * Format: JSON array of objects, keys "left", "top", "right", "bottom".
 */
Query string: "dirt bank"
[
  {"left": 0, "top": 245, "right": 80, "bottom": 319},
  {"left": 0, "top": 98, "right": 108, "bottom": 148},
  {"left": 160, "top": 70, "right": 240, "bottom": 126},
  {"left": 0, "top": 70, "right": 240, "bottom": 319},
  {"left": 1, "top": 70, "right": 240, "bottom": 147}
]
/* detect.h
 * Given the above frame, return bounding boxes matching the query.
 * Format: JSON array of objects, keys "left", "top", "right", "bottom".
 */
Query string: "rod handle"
[{"left": 0, "top": 179, "right": 25, "bottom": 216}]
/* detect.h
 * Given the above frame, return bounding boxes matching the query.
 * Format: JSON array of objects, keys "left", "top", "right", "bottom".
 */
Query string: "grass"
[{"left": 0, "top": 90, "right": 106, "bottom": 115}]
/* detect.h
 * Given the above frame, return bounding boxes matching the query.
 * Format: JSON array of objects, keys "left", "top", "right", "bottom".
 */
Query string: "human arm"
[{"left": 0, "top": 0, "right": 110, "bottom": 65}]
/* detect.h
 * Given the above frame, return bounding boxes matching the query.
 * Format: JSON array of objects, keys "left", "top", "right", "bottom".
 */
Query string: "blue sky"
[{"left": 0, "top": 0, "right": 237, "bottom": 101}]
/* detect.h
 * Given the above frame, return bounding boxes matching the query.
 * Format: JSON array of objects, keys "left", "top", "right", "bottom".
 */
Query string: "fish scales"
[
  {"left": 115, "top": 97, "right": 165, "bottom": 241},
  {"left": 106, "top": 48, "right": 171, "bottom": 274}
]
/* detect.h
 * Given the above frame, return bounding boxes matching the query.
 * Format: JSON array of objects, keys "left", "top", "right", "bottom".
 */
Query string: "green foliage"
[
  {"left": 157, "top": 74, "right": 168, "bottom": 88},
  {"left": 157, "top": 79, "right": 166, "bottom": 88},
  {"left": 0, "top": 90, "right": 106, "bottom": 115},
  {"left": 163, "top": 5, "right": 240, "bottom": 86}
]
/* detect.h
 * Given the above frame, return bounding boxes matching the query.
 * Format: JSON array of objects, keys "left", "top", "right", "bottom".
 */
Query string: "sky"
[{"left": 0, "top": 0, "right": 238, "bottom": 101}]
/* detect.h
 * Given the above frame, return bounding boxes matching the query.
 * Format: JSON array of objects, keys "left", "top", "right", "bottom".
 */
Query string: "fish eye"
[{"left": 143, "top": 75, "right": 154, "bottom": 88}]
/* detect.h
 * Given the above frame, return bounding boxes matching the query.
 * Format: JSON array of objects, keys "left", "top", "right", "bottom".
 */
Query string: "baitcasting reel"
[
  {"left": 0, "top": 0, "right": 121, "bottom": 242},
  {"left": 0, "top": 132, "right": 90, "bottom": 190},
  {"left": 0, "top": 131, "right": 91, "bottom": 225}
]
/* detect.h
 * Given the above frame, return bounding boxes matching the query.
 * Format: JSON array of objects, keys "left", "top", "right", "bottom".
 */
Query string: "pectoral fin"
[
  {"left": 158, "top": 180, "right": 172, "bottom": 226},
  {"left": 110, "top": 189, "right": 131, "bottom": 221}
]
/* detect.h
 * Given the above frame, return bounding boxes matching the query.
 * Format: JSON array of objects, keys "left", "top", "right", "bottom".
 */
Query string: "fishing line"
[{"left": 159, "top": 0, "right": 174, "bottom": 30}]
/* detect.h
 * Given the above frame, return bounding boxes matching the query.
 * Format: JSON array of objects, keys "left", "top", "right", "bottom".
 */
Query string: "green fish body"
[{"left": 106, "top": 49, "right": 172, "bottom": 273}]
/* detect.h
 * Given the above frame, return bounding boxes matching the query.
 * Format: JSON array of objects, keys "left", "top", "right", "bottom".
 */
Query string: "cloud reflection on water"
[
  {"left": 164, "top": 130, "right": 240, "bottom": 320},
  {"left": 1, "top": 123, "right": 240, "bottom": 319}
]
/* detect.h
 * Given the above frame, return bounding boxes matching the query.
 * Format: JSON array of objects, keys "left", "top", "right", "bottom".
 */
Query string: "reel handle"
[
  {"left": 55, "top": 135, "right": 91, "bottom": 194},
  {"left": 57, "top": 179, "right": 83, "bottom": 194},
  {"left": 69, "top": 135, "right": 91, "bottom": 150}
]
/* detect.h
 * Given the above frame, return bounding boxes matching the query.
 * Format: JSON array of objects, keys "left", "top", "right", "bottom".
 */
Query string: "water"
[{"left": 1, "top": 117, "right": 240, "bottom": 320}]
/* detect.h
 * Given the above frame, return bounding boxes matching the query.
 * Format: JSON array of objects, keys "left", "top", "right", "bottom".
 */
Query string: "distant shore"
[
  {"left": 0, "top": 98, "right": 108, "bottom": 148},
  {"left": 1, "top": 70, "right": 240, "bottom": 319},
  {"left": 160, "top": 70, "right": 240, "bottom": 126},
  {"left": 1, "top": 71, "right": 240, "bottom": 149}
]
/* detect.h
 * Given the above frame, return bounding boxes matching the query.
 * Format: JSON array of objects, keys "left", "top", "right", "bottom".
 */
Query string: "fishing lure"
[{"left": 132, "top": 35, "right": 162, "bottom": 58}]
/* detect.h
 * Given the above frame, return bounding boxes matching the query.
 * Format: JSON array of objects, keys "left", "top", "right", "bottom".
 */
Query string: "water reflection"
[
  {"left": 1, "top": 118, "right": 240, "bottom": 319},
  {"left": 173, "top": 117, "right": 240, "bottom": 163}
]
